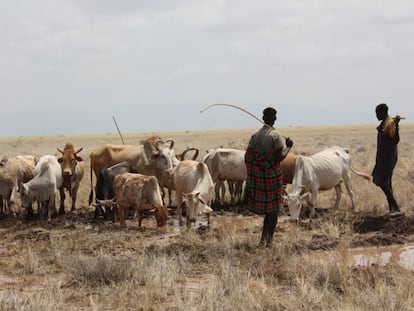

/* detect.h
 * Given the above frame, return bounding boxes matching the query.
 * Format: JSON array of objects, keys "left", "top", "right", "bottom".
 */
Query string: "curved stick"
[
  {"left": 200, "top": 103, "right": 276, "bottom": 130},
  {"left": 200, "top": 103, "right": 292, "bottom": 140},
  {"left": 200, "top": 103, "right": 268, "bottom": 126}
]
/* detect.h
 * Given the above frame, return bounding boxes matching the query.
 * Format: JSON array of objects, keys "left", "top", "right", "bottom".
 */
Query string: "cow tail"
[
  {"left": 88, "top": 164, "right": 94, "bottom": 205},
  {"left": 350, "top": 167, "right": 371, "bottom": 181}
]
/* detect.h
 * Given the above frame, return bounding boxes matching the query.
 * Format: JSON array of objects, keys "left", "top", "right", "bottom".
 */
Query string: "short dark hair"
[
  {"left": 376, "top": 103, "right": 388, "bottom": 113},
  {"left": 263, "top": 107, "right": 276, "bottom": 117}
]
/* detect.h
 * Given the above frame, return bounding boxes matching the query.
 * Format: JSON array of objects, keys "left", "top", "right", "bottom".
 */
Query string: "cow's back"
[
  {"left": 174, "top": 160, "right": 203, "bottom": 194},
  {"left": 210, "top": 149, "right": 246, "bottom": 181},
  {"left": 90, "top": 144, "right": 142, "bottom": 178},
  {"left": 304, "top": 148, "right": 345, "bottom": 190}
]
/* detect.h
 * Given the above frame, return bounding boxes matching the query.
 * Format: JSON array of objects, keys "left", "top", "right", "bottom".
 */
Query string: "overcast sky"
[{"left": 1, "top": 1, "right": 413, "bottom": 136}]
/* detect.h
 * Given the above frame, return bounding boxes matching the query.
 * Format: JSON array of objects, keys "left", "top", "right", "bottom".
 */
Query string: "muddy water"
[
  {"left": 352, "top": 244, "right": 414, "bottom": 270},
  {"left": 168, "top": 214, "right": 264, "bottom": 231}
]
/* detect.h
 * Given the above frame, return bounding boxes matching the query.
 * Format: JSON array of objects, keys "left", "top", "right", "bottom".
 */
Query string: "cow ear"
[
  {"left": 201, "top": 205, "right": 213, "bottom": 214},
  {"left": 75, "top": 156, "right": 83, "bottom": 162},
  {"left": 22, "top": 184, "right": 29, "bottom": 195},
  {"left": 195, "top": 192, "right": 206, "bottom": 204},
  {"left": 300, "top": 192, "right": 310, "bottom": 200}
]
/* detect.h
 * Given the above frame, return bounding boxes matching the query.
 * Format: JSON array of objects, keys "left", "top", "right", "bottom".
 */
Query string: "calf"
[
  {"left": 20, "top": 155, "right": 63, "bottom": 221},
  {"left": 173, "top": 160, "right": 214, "bottom": 228},
  {"left": 113, "top": 173, "right": 168, "bottom": 228}
]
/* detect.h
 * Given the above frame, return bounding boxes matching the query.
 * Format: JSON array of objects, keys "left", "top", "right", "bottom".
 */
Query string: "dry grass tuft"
[{"left": 64, "top": 253, "right": 133, "bottom": 286}]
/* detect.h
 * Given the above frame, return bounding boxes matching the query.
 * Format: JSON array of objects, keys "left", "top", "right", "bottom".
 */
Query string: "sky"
[{"left": 1, "top": 0, "right": 414, "bottom": 137}]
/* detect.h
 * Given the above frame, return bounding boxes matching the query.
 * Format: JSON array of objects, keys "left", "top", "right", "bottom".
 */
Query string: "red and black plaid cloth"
[{"left": 243, "top": 139, "right": 283, "bottom": 215}]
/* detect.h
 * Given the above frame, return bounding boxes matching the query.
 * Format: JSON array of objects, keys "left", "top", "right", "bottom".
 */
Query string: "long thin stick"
[
  {"left": 112, "top": 116, "right": 126, "bottom": 145},
  {"left": 200, "top": 103, "right": 290, "bottom": 138},
  {"left": 200, "top": 103, "right": 268, "bottom": 127}
]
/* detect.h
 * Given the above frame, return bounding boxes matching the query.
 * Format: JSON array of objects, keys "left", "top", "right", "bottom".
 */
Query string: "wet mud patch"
[
  {"left": 308, "top": 234, "right": 339, "bottom": 251},
  {"left": 352, "top": 213, "right": 414, "bottom": 235}
]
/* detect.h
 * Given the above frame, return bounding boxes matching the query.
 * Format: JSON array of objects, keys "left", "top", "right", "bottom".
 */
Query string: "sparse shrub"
[{"left": 64, "top": 253, "right": 133, "bottom": 286}]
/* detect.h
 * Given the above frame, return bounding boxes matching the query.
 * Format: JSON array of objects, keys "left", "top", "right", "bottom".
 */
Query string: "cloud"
[{"left": 0, "top": 1, "right": 413, "bottom": 136}]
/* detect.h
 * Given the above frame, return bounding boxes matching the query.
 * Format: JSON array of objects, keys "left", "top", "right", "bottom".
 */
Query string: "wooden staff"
[
  {"left": 200, "top": 103, "right": 271, "bottom": 128},
  {"left": 112, "top": 116, "right": 126, "bottom": 145}
]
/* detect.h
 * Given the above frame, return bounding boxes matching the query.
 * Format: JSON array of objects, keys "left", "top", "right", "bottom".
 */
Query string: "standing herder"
[
  {"left": 243, "top": 107, "right": 293, "bottom": 248},
  {"left": 372, "top": 103, "right": 402, "bottom": 215}
]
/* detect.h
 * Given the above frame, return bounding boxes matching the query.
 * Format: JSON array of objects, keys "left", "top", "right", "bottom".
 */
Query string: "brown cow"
[
  {"left": 0, "top": 155, "right": 37, "bottom": 217},
  {"left": 56, "top": 143, "right": 84, "bottom": 214},
  {"left": 88, "top": 136, "right": 177, "bottom": 205},
  {"left": 113, "top": 173, "right": 168, "bottom": 228}
]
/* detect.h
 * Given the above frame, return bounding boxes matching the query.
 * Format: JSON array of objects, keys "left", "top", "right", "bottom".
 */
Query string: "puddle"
[
  {"left": 167, "top": 214, "right": 263, "bottom": 231},
  {"left": 352, "top": 244, "right": 414, "bottom": 270}
]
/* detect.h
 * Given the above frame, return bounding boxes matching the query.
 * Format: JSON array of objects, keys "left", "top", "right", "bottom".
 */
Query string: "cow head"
[
  {"left": 19, "top": 183, "right": 32, "bottom": 209},
  {"left": 57, "top": 143, "right": 83, "bottom": 179},
  {"left": 282, "top": 192, "right": 310, "bottom": 221},
  {"left": 93, "top": 199, "right": 117, "bottom": 221},
  {"left": 182, "top": 191, "right": 213, "bottom": 227},
  {"left": 150, "top": 141, "right": 176, "bottom": 171},
  {"left": 154, "top": 205, "right": 168, "bottom": 227}
]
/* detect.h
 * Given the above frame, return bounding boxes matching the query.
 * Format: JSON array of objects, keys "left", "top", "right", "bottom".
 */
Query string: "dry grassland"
[{"left": 0, "top": 124, "right": 414, "bottom": 310}]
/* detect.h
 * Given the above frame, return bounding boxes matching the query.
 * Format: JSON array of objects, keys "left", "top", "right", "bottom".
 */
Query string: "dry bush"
[
  {"left": 64, "top": 253, "right": 133, "bottom": 286},
  {"left": 0, "top": 283, "right": 64, "bottom": 311}
]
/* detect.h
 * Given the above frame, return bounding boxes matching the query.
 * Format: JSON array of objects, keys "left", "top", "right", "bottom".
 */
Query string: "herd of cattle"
[{"left": 0, "top": 135, "right": 371, "bottom": 228}]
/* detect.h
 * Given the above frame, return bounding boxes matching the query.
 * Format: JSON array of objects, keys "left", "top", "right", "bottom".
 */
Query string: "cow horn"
[
  {"left": 166, "top": 139, "right": 174, "bottom": 149},
  {"left": 181, "top": 147, "right": 199, "bottom": 161},
  {"left": 57, "top": 148, "right": 64, "bottom": 154},
  {"left": 75, "top": 147, "right": 83, "bottom": 154}
]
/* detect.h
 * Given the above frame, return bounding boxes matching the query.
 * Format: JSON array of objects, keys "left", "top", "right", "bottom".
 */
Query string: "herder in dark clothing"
[
  {"left": 244, "top": 107, "right": 293, "bottom": 248},
  {"left": 372, "top": 103, "right": 401, "bottom": 215}
]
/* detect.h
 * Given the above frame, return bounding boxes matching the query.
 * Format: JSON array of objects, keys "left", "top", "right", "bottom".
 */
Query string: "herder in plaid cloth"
[{"left": 244, "top": 107, "right": 293, "bottom": 248}]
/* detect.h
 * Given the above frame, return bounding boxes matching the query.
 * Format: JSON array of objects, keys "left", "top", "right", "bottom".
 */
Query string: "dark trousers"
[
  {"left": 260, "top": 212, "right": 278, "bottom": 248},
  {"left": 378, "top": 181, "right": 400, "bottom": 212}
]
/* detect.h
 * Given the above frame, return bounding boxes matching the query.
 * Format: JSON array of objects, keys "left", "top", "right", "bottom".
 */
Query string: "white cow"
[
  {"left": 283, "top": 146, "right": 370, "bottom": 220},
  {"left": 159, "top": 147, "right": 199, "bottom": 206},
  {"left": 173, "top": 160, "right": 214, "bottom": 228},
  {"left": 202, "top": 148, "right": 246, "bottom": 206},
  {"left": 20, "top": 155, "right": 63, "bottom": 221},
  {"left": 202, "top": 148, "right": 298, "bottom": 206}
]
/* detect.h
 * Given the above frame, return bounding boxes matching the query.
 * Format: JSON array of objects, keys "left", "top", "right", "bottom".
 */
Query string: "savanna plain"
[{"left": 1, "top": 124, "right": 414, "bottom": 311}]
